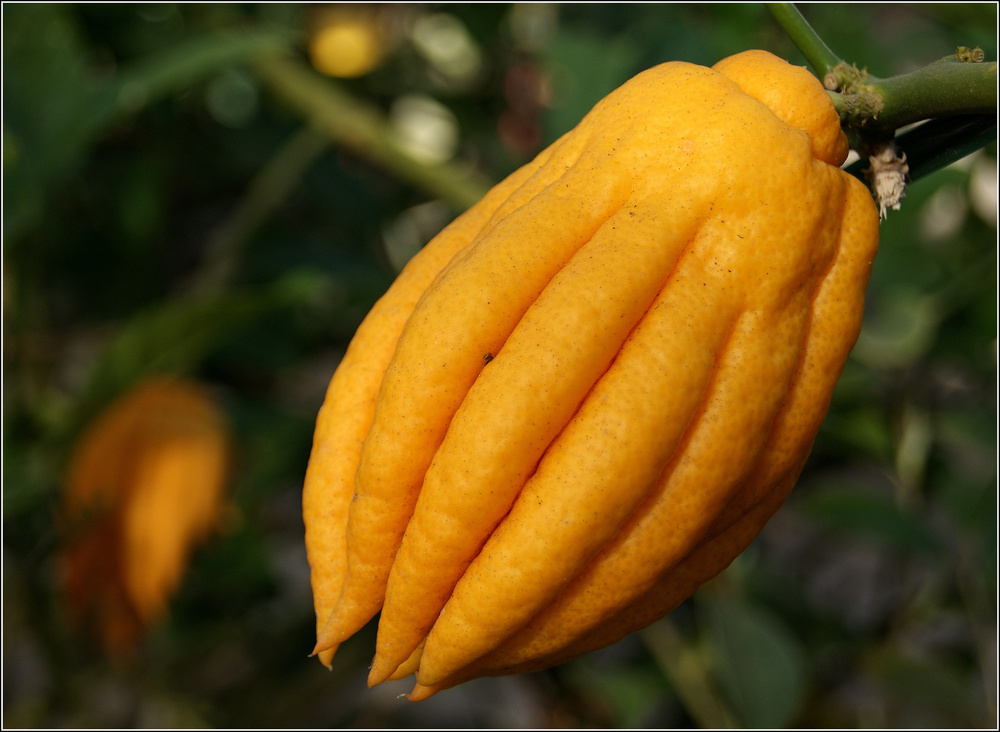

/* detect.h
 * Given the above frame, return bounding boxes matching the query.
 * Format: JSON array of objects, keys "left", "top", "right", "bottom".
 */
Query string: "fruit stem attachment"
[{"left": 771, "top": 3, "right": 997, "bottom": 211}]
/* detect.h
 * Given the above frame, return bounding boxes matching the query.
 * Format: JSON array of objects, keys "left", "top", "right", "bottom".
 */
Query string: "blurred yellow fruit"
[
  {"left": 308, "top": 11, "right": 385, "bottom": 79},
  {"left": 59, "top": 377, "right": 231, "bottom": 655}
]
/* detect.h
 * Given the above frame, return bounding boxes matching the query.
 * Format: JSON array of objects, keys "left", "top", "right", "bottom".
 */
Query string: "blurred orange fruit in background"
[{"left": 58, "top": 377, "right": 231, "bottom": 656}]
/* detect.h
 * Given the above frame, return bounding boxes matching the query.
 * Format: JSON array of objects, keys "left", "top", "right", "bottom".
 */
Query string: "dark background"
[{"left": 3, "top": 3, "right": 996, "bottom": 728}]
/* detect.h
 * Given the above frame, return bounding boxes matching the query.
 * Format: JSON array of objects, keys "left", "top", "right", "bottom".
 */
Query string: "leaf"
[
  {"left": 700, "top": 596, "right": 808, "bottom": 729},
  {"left": 563, "top": 658, "right": 670, "bottom": 729},
  {"left": 798, "top": 486, "right": 941, "bottom": 555},
  {"left": 819, "top": 403, "right": 894, "bottom": 461},
  {"left": 540, "top": 29, "right": 643, "bottom": 144},
  {"left": 3, "top": 3, "right": 296, "bottom": 241},
  {"left": 867, "top": 648, "right": 987, "bottom": 727},
  {"left": 53, "top": 272, "right": 327, "bottom": 448},
  {"left": 853, "top": 289, "right": 944, "bottom": 369}
]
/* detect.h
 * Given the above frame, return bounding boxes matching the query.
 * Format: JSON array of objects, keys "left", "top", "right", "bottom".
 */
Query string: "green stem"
[
  {"left": 846, "top": 57, "right": 998, "bottom": 135},
  {"left": 770, "top": 5, "right": 997, "bottom": 158},
  {"left": 189, "top": 126, "right": 330, "bottom": 295},
  {"left": 252, "top": 54, "right": 492, "bottom": 212},
  {"left": 766, "top": 3, "right": 842, "bottom": 78},
  {"left": 641, "top": 620, "right": 739, "bottom": 729}
]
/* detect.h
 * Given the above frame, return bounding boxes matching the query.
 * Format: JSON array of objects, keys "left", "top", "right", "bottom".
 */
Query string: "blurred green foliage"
[{"left": 3, "top": 3, "right": 996, "bottom": 728}]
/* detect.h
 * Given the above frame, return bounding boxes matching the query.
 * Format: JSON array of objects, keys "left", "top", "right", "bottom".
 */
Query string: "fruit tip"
[
  {"left": 367, "top": 654, "right": 395, "bottom": 688},
  {"left": 306, "top": 648, "right": 333, "bottom": 671},
  {"left": 406, "top": 683, "right": 437, "bottom": 702},
  {"left": 311, "top": 643, "right": 338, "bottom": 670}
]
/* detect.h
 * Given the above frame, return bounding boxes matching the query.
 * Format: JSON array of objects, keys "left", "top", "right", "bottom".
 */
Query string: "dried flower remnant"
[{"left": 866, "top": 141, "right": 910, "bottom": 219}]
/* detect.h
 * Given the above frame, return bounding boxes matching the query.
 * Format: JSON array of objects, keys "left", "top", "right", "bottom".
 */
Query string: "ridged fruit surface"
[{"left": 302, "top": 49, "right": 880, "bottom": 699}]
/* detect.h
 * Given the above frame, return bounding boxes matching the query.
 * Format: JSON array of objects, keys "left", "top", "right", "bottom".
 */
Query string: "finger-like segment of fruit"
[
  {"left": 500, "top": 176, "right": 879, "bottom": 671},
  {"left": 304, "top": 156, "right": 550, "bottom": 663},
  {"left": 413, "top": 134, "right": 853, "bottom": 687},
  {"left": 405, "top": 475, "right": 794, "bottom": 701},
  {"left": 62, "top": 392, "right": 143, "bottom": 513},
  {"left": 386, "top": 641, "right": 424, "bottom": 682},
  {"left": 367, "top": 195, "right": 710, "bottom": 684},
  {"left": 315, "top": 128, "right": 631, "bottom": 652},
  {"left": 123, "top": 432, "right": 228, "bottom": 624},
  {"left": 410, "top": 172, "right": 879, "bottom": 695},
  {"left": 405, "top": 472, "right": 799, "bottom": 702},
  {"left": 700, "top": 174, "right": 880, "bottom": 534},
  {"left": 713, "top": 50, "right": 850, "bottom": 167}
]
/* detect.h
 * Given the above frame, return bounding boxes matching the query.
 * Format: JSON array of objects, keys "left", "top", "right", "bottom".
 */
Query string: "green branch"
[
  {"left": 190, "top": 127, "right": 331, "bottom": 296},
  {"left": 838, "top": 56, "right": 997, "bottom": 135},
  {"left": 766, "top": 3, "right": 842, "bottom": 78},
  {"left": 641, "top": 620, "right": 739, "bottom": 729},
  {"left": 252, "top": 54, "right": 492, "bottom": 212},
  {"left": 772, "top": 4, "right": 997, "bottom": 138}
]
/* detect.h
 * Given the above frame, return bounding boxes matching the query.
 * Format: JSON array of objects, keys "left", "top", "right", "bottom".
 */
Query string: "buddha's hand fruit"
[
  {"left": 60, "top": 377, "right": 231, "bottom": 655},
  {"left": 301, "top": 49, "right": 880, "bottom": 699}
]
